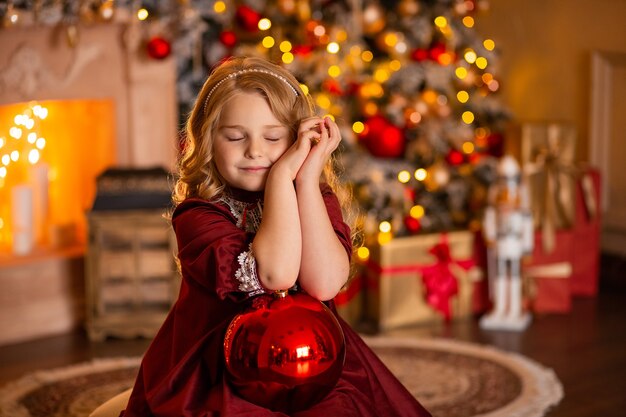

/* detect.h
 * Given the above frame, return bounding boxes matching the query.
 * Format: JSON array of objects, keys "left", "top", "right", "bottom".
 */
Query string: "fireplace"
[
  {"left": 0, "top": 23, "right": 178, "bottom": 345},
  {"left": 0, "top": 23, "right": 178, "bottom": 254}
]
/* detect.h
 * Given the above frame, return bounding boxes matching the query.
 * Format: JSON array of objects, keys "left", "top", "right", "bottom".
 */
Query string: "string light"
[
  {"left": 434, "top": 16, "right": 448, "bottom": 28},
  {"left": 281, "top": 52, "right": 294, "bottom": 64},
  {"left": 258, "top": 18, "right": 271, "bottom": 31},
  {"left": 352, "top": 121, "right": 365, "bottom": 134},
  {"left": 409, "top": 205, "right": 425, "bottom": 219},
  {"left": 475, "top": 57, "right": 488, "bottom": 69},
  {"left": 398, "top": 170, "right": 411, "bottom": 183},
  {"left": 457, "top": 90, "right": 469, "bottom": 103},
  {"left": 379, "top": 221, "right": 392, "bottom": 233},
  {"left": 214, "top": 1, "right": 226, "bottom": 13},
  {"left": 462, "top": 111, "right": 475, "bottom": 124},
  {"left": 328, "top": 65, "right": 341, "bottom": 77},
  {"left": 137, "top": 8, "right": 149, "bottom": 20},
  {"left": 0, "top": 102, "right": 48, "bottom": 184},
  {"left": 327, "top": 42, "right": 340, "bottom": 54},
  {"left": 483, "top": 39, "right": 496, "bottom": 51},
  {"left": 361, "top": 50, "right": 374, "bottom": 62},
  {"left": 414, "top": 168, "right": 427, "bottom": 181},
  {"left": 356, "top": 246, "right": 370, "bottom": 261},
  {"left": 262, "top": 36, "right": 275, "bottom": 48},
  {"left": 464, "top": 49, "right": 477, "bottom": 64},
  {"left": 462, "top": 141, "right": 475, "bottom": 154},
  {"left": 279, "top": 41, "right": 292, "bottom": 53}
]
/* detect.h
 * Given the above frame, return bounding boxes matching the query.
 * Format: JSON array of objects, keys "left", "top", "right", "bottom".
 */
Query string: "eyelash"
[{"left": 225, "top": 136, "right": 281, "bottom": 142}]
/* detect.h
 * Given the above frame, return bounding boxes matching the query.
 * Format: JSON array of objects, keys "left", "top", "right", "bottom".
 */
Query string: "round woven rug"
[{"left": 0, "top": 337, "right": 563, "bottom": 417}]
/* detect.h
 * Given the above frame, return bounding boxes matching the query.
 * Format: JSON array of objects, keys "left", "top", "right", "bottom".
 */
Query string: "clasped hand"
[{"left": 271, "top": 116, "right": 341, "bottom": 184}]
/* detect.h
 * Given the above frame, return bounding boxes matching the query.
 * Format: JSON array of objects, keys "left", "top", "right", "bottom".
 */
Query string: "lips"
[{"left": 240, "top": 166, "right": 269, "bottom": 172}]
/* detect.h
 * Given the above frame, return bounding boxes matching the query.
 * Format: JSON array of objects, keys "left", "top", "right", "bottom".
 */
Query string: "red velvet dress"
[{"left": 121, "top": 185, "right": 431, "bottom": 417}]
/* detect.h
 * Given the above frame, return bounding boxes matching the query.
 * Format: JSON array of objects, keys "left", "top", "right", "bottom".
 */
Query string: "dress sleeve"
[
  {"left": 172, "top": 199, "right": 266, "bottom": 301},
  {"left": 320, "top": 183, "right": 353, "bottom": 260}
]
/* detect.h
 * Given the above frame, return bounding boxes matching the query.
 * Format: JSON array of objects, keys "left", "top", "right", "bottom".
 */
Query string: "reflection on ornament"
[
  {"left": 224, "top": 291, "right": 345, "bottom": 413},
  {"left": 146, "top": 36, "right": 171, "bottom": 59}
]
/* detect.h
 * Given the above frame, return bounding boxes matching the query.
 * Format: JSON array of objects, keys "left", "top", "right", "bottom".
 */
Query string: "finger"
[
  {"left": 318, "top": 117, "right": 330, "bottom": 143},
  {"left": 298, "top": 117, "right": 323, "bottom": 134}
]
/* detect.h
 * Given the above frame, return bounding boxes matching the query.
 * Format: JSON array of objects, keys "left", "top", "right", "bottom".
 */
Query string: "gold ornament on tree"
[
  {"left": 362, "top": 3, "right": 385, "bottom": 35},
  {"left": 397, "top": 0, "right": 420, "bottom": 17}
]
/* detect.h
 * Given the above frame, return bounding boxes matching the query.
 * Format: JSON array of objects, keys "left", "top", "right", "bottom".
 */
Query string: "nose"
[{"left": 244, "top": 137, "right": 262, "bottom": 158}]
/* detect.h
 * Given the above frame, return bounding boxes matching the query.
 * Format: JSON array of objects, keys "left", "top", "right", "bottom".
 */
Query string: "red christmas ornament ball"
[
  {"left": 146, "top": 36, "right": 171, "bottom": 60},
  {"left": 235, "top": 5, "right": 261, "bottom": 32},
  {"left": 446, "top": 149, "right": 465, "bottom": 166},
  {"left": 224, "top": 291, "right": 345, "bottom": 413},
  {"left": 404, "top": 216, "right": 422, "bottom": 234},
  {"left": 359, "top": 115, "right": 405, "bottom": 158},
  {"left": 219, "top": 30, "right": 238, "bottom": 48}
]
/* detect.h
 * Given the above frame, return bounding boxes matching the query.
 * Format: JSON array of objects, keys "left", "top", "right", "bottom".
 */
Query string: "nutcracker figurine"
[{"left": 480, "top": 155, "right": 534, "bottom": 331}]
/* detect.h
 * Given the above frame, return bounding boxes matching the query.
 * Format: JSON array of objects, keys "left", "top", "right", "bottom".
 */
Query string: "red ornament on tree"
[
  {"left": 235, "top": 5, "right": 261, "bottom": 32},
  {"left": 404, "top": 216, "right": 422, "bottom": 234},
  {"left": 446, "top": 149, "right": 465, "bottom": 166},
  {"left": 219, "top": 30, "right": 238, "bottom": 48},
  {"left": 146, "top": 36, "right": 171, "bottom": 60},
  {"left": 224, "top": 291, "right": 345, "bottom": 413},
  {"left": 359, "top": 115, "right": 405, "bottom": 158},
  {"left": 410, "top": 48, "right": 429, "bottom": 62}
]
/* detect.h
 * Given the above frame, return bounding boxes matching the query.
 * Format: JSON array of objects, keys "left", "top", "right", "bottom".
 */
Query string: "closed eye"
[
  {"left": 265, "top": 137, "right": 282, "bottom": 142},
  {"left": 226, "top": 136, "right": 245, "bottom": 141}
]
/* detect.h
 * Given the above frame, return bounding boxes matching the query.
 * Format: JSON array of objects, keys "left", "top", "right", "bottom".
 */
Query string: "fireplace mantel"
[{"left": 0, "top": 23, "right": 178, "bottom": 171}]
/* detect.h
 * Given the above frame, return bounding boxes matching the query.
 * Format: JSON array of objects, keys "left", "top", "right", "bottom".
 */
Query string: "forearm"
[
  {"left": 253, "top": 169, "right": 302, "bottom": 290},
  {"left": 295, "top": 181, "right": 350, "bottom": 301}
]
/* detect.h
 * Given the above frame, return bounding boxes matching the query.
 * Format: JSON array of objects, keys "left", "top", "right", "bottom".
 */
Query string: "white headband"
[{"left": 203, "top": 68, "right": 299, "bottom": 112}]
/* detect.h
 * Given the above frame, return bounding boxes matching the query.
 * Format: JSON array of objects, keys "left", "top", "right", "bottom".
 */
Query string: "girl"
[{"left": 120, "top": 56, "right": 431, "bottom": 416}]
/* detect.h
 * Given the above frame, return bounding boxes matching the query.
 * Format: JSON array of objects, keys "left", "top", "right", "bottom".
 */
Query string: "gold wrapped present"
[
  {"left": 506, "top": 122, "right": 577, "bottom": 252},
  {"left": 334, "top": 272, "right": 364, "bottom": 327},
  {"left": 363, "top": 231, "right": 481, "bottom": 331}
]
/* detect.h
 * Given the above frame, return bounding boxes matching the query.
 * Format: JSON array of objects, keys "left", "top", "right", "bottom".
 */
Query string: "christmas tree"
[
  {"left": 175, "top": 0, "right": 510, "bottom": 241},
  {"left": 2, "top": 0, "right": 509, "bottom": 242}
]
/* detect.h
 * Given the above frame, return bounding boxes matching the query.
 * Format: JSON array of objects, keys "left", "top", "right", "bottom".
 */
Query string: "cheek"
[{"left": 273, "top": 143, "right": 291, "bottom": 160}]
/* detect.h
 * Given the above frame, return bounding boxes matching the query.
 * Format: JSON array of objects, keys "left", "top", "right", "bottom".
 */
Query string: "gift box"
[
  {"left": 506, "top": 122, "right": 577, "bottom": 253},
  {"left": 524, "top": 230, "right": 574, "bottom": 314},
  {"left": 334, "top": 273, "right": 364, "bottom": 327},
  {"left": 363, "top": 231, "right": 482, "bottom": 331},
  {"left": 571, "top": 169, "right": 601, "bottom": 296}
]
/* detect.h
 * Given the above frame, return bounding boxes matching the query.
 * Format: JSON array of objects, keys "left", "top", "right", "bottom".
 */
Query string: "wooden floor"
[{"left": 1, "top": 254, "right": 625, "bottom": 417}]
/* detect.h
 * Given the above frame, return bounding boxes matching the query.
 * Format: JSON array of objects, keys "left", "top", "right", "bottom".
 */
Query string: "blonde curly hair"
[{"left": 173, "top": 56, "right": 361, "bottom": 254}]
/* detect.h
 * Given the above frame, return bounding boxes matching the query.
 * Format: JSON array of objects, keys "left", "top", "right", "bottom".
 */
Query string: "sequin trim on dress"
[
  {"left": 218, "top": 195, "right": 263, "bottom": 233},
  {"left": 235, "top": 244, "right": 265, "bottom": 296}
]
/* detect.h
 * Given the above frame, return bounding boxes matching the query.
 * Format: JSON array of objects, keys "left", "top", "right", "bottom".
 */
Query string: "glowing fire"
[{"left": 0, "top": 100, "right": 116, "bottom": 251}]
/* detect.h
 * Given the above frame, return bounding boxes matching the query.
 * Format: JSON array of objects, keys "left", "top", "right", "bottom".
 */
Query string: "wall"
[
  {"left": 0, "top": 23, "right": 178, "bottom": 171},
  {"left": 475, "top": 0, "right": 626, "bottom": 161}
]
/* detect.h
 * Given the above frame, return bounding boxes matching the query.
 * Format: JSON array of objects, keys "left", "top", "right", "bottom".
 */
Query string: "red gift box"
[
  {"left": 571, "top": 169, "right": 601, "bottom": 296},
  {"left": 524, "top": 230, "right": 574, "bottom": 313}
]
